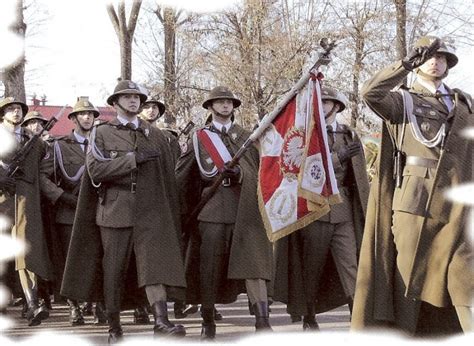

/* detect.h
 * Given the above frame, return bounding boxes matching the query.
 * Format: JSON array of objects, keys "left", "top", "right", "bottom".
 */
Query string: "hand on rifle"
[
  {"left": 402, "top": 37, "right": 441, "bottom": 71},
  {"left": 337, "top": 142, "right": 362, "bottom": 162},
  {"left": 0, "top": 172, "right": 16, "bottom": 195},
  {"left": 135, "top": 150, "right": 160, "bottom": 165},
  {"left": 222, "top": 163, "right": 241, "bottom": 184},
  {"left": 58, "top": 192, "right": 78, "bottom": 208}
]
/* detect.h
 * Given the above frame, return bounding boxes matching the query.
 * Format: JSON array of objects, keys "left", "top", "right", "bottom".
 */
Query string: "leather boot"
[
  {"left": 303, "top": 305, "right": 319, "bottom": 331},
  {"left": 82, "top": 301, "right": 94, "bottom": 316},
  {"left": 214, "top": 307, "right": 223, "bottom": 321},
  {"left": 68, "top": 299, "right": 85, "bottom": 326},
  {"left": 151, "top": 301, "right": 186, "bottom": 337},
  {"left": 107, "top": 312, "right": 123, "bottom": 344},
  {"left": 24, "top": 287, "right": 49, "bottom": 326},
  {"left": 133, "top": 305, "right": 150, "bottom": 324},
  {"left": 174, "top": 301, "right": 187, "bottom": 319},
  {"left": 94, "top": 301, "right": 108, "bottom": 325},
  {"left": 252, "top": 302, "right": 272, "bottom": 331},
  {"left": 201, "top": 307, "right": 216, "bottom": 340}
]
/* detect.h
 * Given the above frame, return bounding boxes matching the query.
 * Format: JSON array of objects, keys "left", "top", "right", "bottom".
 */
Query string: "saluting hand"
[{"left": 402, "top": 37, "right": 441, "bottom": 71}]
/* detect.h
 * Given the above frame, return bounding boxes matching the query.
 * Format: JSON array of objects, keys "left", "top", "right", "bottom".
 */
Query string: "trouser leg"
[
  {"left": 454, "top": 306, "right": 473, "bottom": 333},
  {"left": 246, "top": 279, "right": 272, "bottom": 331}
]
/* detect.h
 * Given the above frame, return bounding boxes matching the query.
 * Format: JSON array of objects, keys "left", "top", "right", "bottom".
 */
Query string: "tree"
[
  {"left": 106, "top": 0, "right": 142, "bottom": 80},
  {"left": 1, "top": 0, "right": 27, "bottom": 102}
]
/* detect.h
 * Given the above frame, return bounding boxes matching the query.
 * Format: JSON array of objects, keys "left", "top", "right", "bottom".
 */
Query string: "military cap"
[
  {"left": 69, "top": 96, "right": 100, "bottom": 119},
  {"left": 321, "top": 87, "right": 347, "bottom": 112},
  {"left": 413, "top": 36, "right": 458, "bottom": 69},
  {"left": 142, "top": 96, "right": 166, "bottom": 116},
  {"left": 106, "top": 80, "right": 148, "bottom": 106},
  {"left": 202, "top": 86, "right": 241, "bottom": 109},
  {"left": 0, "top": 97, "right": 28, "bottom": 118},
  {"left": 21, "top": 111, "right": 48, "bottom": 127}
]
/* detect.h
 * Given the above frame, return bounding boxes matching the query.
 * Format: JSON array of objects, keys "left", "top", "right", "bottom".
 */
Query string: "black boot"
[
  {"left": 107, "top": 312, "right": 123, "bottom": 344},
  {"left": 133, "top": 305, "right": 150, "bottom": 324},
  {"left": 151, "top": 301, "right": 186, "bottom": 337},
  {"left": 24, "top": 288, "right": 49, "bottom": 326},
  {"left": 201, "top": 307, "right": 216, "bottom": 340},
  {"left": 303, "top": 305, "right": 319, "bottom": 331},
  {"left": 214, "top": 307, "right": 223, "bottom": 321},
  {"left": 82, "top": 301, "right": 94, "bottom": 316},
  {"left": 252, "top": 302, "right": 272, "bottom": 331},
  {"left": 174, "top": 301, "right": 187, "bottom": 319},
  {"left": 21, "top": 299, "right": 28, "bottom": 319},
  {"left": 68, "top": 299, "right": 85, "bottom": 326},
  {"left": 183, "top": 304, "right": 199, "bottom": 315},
  {"left": 94, "top": 301, "right": 108, "bottom": 325}
]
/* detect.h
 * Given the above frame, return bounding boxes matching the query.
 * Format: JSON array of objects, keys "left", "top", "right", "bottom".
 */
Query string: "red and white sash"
[{"left": 193, "top": 128, "right": 232, "bottom": 176}]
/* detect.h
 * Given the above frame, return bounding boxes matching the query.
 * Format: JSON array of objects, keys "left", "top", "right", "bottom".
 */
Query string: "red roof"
[{"left": 27, "top": 104, "right": 116, "bottom": 136}]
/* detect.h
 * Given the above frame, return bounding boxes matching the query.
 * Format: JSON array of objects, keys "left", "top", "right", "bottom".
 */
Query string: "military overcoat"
[
  {"left": 61, "top": 118, "right": 186, "bottom": 303},
  {"left": 352, "top": 61, "right": 473, "bottom": 329}
]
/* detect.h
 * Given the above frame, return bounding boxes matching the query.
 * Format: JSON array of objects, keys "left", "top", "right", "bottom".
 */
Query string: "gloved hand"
[
  {"left": 0, "top": 173, "right": 16, "bottom": 194},
  {"left": 221, "top": 163, "right": 241, "bottom": 184},
  {"left": 402, "top": 37, "right": 441, "bottom": 71},
  {"left": 58, "top": 192, "right": 78, "bottom": 208},
  {"left": 337, "top": 142, "right": 362, "bottom": 162},
  {"left": 135, "top": 150, "right": 160, "bottom": 165}
]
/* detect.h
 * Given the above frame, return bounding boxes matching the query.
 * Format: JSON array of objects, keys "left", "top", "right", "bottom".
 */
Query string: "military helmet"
[
  {"left": 202, "top": 86, "right": 241, "bottom": 109},
  {"left": 321, "top": 87, "right": 347, "bottom": 113},
  {"left": 413, "top": 36, "right": 458, "bottom": 69},
  {"left": 142, "top": 96, "right": 166, "bottom": 116},
  {"left": 69, "top": 96, "right": 100, "bottom": 119},
  {"left": 0, "top": 97, "right": 29, "bottom": 118},
  {"left": 106, "top": 80, "right": 148, "bottom": 106},
  {"left": 21, "top": 111, "right": 48, "bottom": 127}
]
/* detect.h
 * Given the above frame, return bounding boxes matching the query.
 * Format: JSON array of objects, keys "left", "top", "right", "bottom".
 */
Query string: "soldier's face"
[
  {"left": 74, "top": 111, "right": 95, "bottom": 131},
  {"left": 3, "top": 104, "right": 23, "bottom": 124},
  {"left": 211, "top": 99, "right": 234, "bottom": 118},
  {"left": 419, "top": 53, "right": 448, "bottom": 78},
  {"left": 322, "top": 100, "right": 337, "bottom": 117},
  {"left": 116, "top": 94, "right": 141, "bottom": 113},
  {"left": 141, "top": 104, "right": 160, "bottom": 121},
  {"left": 24, "top": 119, "right": 44, "bottom": 135}
]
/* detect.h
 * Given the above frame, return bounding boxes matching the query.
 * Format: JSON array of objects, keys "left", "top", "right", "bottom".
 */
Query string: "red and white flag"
[{"left": 258, "top": 77, "right": 341, "bottom": 242}]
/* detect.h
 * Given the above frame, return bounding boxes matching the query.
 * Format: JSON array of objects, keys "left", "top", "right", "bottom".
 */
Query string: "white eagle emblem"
[{"left": 280, "top": 128, "right": 305, "bottom": 179}]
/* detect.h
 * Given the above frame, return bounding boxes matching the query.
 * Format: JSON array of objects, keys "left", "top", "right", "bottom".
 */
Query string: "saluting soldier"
[
  {"left": 0, "top": 97, "right": 53, "bottom": 326},
  {"left": 352, "top": 36, "right": 473, "bottom": 335},
  {"left": 40, "top": 97, "right": 106, "bottom": 326},
  {"left": 60, "top": 80, "right": 187, "bottom": 343},
  {"left": 273, "top": 87, "right": 369, "bottom": 330},
  {"left": 139, "top": 96, "right": 181, "bottom": 165},
  {"left": 176, "top": 86, "right": 273, "bottom": 339}
]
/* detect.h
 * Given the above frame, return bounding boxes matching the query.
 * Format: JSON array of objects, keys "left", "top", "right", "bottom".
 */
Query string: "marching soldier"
[
  {"left": 60, "top": 80, "right": 187, "bottom": 343},
  {"left": 176, "top": 86, "right": 273, "bottom": 339},
  {"left": 138, "top": 96, "right": 181, "bottom": 165},
  {"left": 352, "top": 36, "right": 473, "bottom": 335},
  {"left": 273, "top": 87, "right": 369, "bottom": 330},
  {"left": 0, "top": 97, "right": 53, "bottom": 326},
  {"left": 40, "top": 97, "right": 106, "bottom": 325}
]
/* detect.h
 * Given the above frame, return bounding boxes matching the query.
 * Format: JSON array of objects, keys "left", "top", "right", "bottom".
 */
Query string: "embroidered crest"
[
  {"left": 279, "top": 127, "right": 305, "bottom": 180},
  {"left": 304, "top": 156, "right": 325, "bottom": 188},
  {"left": 128, "top": 81, "right": 136, "bottom": 89},
  {"left": 269, "top": 189, "right": 296, "bottom": 224}
]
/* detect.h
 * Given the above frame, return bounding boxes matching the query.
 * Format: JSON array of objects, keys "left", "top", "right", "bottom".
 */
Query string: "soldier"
[
  {"left": 176, "top": 86, "right": 273, "bottom": 339},
  {"left": 352, "top": 36, "right": 473, "bottom": 335},
  {"left": 40, "top": 97, "right": 106, "bottom": 326},
  {"left": 138, "top": 96, "right": 181, "bottom": 165},
  {"left": 60, "top": 80, "right": 187, "bottom": 343},
  {"left": 21, "top": 111, "right": 48, "bottom": 137},
  {"left": 273, "top": 87, "right": 369, "bottom": 330},
  {"left": 0, "top": 97, "right": 53, "bottom": 326}
]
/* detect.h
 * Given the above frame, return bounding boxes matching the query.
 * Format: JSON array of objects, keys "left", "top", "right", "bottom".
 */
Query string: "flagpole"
[{"left": 185, "top": 39, "right": 336, "bottom": 224}]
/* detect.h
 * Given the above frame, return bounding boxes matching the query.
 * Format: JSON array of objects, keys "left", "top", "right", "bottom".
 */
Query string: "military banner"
[{"left": 257, "top": 76, "right": 340, "bottom": 242}]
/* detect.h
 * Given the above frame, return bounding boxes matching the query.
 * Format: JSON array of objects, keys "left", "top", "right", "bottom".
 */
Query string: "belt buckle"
[
  {"left": 222, "top": 177, "right": 231, "bottom": 187},
  {"left": 131, "top": 182, "right": 137, "bottom": 194}
]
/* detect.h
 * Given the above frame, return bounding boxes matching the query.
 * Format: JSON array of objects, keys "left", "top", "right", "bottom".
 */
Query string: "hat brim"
[
  {"left": 202, "top": 97, "right": 241, "bottom": 110},
  {"left": 107, "top": 90, "right": 148, "bottom": 106},
  {"left": 68, "top": 110, "right": 100, "bottom": 119},
  {"left": 0, "top": 101, "right": 29, "bottom": 118}
]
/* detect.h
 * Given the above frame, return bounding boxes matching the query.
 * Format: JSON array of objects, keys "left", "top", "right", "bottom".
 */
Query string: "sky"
[{"left": 1, "top": 0, "right": 473, "bottom": 107}]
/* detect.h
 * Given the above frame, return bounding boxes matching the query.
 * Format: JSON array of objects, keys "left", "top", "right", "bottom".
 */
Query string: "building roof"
[{"left": 27, "top": 104, "right": 116, "bottom": 135}]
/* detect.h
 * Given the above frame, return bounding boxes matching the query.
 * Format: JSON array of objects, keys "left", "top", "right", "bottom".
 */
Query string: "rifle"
[
  {"left": 6, "top": 105, "right": 68, "bottom": 177},
  {"left": 185, "top": 38, "right": 336, "bottom": 224}
]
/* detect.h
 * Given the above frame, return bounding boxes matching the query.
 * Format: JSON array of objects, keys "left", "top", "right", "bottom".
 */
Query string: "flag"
[{"left": 257, "top": 76, "right": 341, "bottom": 242}]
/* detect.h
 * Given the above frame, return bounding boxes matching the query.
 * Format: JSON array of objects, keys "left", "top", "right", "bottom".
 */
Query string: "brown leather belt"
[{"left": 406, "top": 156, "right": 438, "bottom": 168}]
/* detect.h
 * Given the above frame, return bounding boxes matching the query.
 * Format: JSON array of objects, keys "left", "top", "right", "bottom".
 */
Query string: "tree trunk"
[
  {"left": 351, "top": 32, "right": 364, "bottom": 128},
  {"left": 163, "top": 7, "right": 177, "bottom": 124},
  {"left": 394, "top": 0, "right": 407, "bottom": 59},
  {"left": 106, "top": 0, "right": 142, "bottom": 81},
  {"left": 2, "top": 0, "right": 26, "bottom": 102}
]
